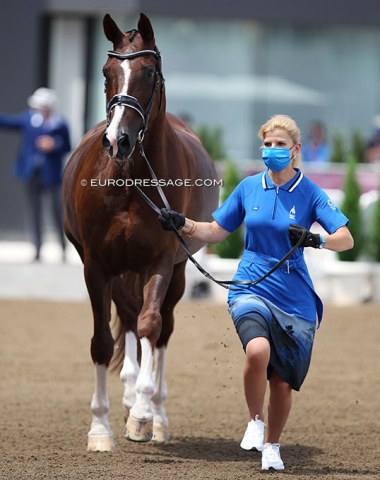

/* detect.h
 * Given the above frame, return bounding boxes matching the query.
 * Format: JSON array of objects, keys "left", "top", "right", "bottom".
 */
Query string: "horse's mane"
[{"left": 167, "top": 113, "right": 203, "bottom": 145}]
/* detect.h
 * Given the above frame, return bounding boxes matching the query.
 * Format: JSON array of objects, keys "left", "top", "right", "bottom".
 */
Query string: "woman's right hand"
[{"left": 159, "top": 208, "right": 186, "bottom": 231}]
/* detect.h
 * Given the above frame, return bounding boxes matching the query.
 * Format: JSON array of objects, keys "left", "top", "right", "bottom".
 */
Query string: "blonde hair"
[{"left": 258, "top": 114, "right": 302, "bottom": 165}]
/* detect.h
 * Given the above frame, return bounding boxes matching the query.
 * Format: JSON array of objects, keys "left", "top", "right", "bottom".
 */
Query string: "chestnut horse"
[{"left": 62, "top": 13, "right": 219, "bottom": 451}]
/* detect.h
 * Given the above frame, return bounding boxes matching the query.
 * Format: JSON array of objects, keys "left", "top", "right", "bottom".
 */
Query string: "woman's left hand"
[{"left": 289, "top": 224, "right": 322, "bottom": 248}]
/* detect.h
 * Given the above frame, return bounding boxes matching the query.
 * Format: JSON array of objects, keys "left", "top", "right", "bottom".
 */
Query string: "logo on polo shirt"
[{"left": 289, "top": 206, "right": 296, "bottom": 220}]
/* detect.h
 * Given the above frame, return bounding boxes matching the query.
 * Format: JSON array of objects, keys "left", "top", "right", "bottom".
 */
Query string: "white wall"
[{"left": 48, "top": 18, "right": 87, "bottom": 150}]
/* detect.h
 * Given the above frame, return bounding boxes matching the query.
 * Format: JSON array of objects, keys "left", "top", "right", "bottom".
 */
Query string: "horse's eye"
[{"left": 146, "top": 67, "right": 155, "bottom": 79}]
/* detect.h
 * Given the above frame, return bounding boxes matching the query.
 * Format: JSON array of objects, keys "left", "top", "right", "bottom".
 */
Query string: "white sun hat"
[{"left": 28, "top": 87, "right": 58, "bottom": 110}]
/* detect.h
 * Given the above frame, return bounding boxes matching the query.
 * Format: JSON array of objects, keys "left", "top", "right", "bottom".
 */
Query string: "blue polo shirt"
[{"left": 213, "top": 169, "right": 349, "bottom": 323}]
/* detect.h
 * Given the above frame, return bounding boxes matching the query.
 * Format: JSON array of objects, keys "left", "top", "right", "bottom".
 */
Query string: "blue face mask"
[{"left": 261, "top": 147, "right": 292, "bottom": 171}]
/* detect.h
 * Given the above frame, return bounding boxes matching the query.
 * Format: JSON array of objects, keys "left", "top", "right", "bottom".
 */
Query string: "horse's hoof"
[
  {"left": 152, "top": 423, "right": 170, "bottom": 443},
  {"left": 125, "top": 415, "right": 153, "bottom": 442},
  {"left": 87, "top": 434, "right": 115, "bottom": 452}
]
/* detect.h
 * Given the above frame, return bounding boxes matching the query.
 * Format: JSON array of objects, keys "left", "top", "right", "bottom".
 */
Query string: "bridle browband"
[{"left": 105, "top": 48, "right": 164, "bottom": 142}]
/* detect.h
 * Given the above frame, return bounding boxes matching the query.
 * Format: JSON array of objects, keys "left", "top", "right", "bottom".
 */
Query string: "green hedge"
[
  {"left": 368, "top": 193, "right": 380, "bottom": 262},
  {"left": 213, "top": 160, "right": 244, "bottom": 259},
  {"left": 337, "top": 154, "right": 363, "bottom": 261}
]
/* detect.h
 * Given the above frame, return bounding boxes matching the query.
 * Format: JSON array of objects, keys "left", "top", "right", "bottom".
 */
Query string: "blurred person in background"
[
  {"left": 302, "top": 120, "right": 330, "bottom": 163},
  {"left": 0, "top": 88, "right": 71, "bottom": 261}
]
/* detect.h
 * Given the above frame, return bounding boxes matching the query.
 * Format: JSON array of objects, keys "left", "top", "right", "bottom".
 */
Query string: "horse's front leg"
[
  {"left": 125, "top": 264, "right": 173, "bottom": 442},
  {"left": 84, "top": 261, "right": 115, "bottom": 452},
  {"left": 151, "top": 260, "right": 186, "bottom": 442},
  {"left": 151, "top": 346, "right": 169, "bottom": 442}
]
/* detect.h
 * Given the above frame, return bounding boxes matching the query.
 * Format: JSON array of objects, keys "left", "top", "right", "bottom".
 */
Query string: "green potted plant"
[
  {"left": 325, "top": 153, "right": 371, "bottom": 304},
  {"left": 195, "top": 123, "right": 244, "bottom": 258},
  {"left": 196, "top": 124, "right": 226, "bottom": 162},
  {"left": 368, "top": 193, "right": 380, "bottom": 261},
  {"left": 337, "top": 154, "right": 363, "bottom": 261},
  {"left": 212, "top": 159, "right": 244, "bottom": 259},
  {"left": 329, "top": 132, "right": 346, "bottom": 163},
  {"left": 367, "top": 191, "right": 380, "bottom": 301},
  {"left": 351, "top": 130, "right": 366, "bottom": 164}
]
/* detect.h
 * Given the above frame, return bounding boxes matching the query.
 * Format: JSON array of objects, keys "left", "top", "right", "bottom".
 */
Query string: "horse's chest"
[{"left": 102, "top": 214, "right": 159, "bottom": 271}]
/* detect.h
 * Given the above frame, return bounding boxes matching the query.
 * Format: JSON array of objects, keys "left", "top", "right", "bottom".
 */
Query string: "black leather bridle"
[{"left": 105, "top": 48, "right": 164, "bottom": 142}]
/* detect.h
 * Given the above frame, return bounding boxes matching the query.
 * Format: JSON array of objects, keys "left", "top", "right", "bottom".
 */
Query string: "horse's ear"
[
  {"left": 103, "top": 14, "right": 124, "bottom": 48},
  {"left": 138, "top": 13, "right": 154, "bottom": 43}
]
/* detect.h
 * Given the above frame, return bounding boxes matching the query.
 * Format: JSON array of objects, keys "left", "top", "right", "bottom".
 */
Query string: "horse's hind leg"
[
  {"left": 84, "top": 261, "right": 115, "bottom": 452},
  {"left": 110, "top": 275, "right": 140, "bottom": 428},
  {"left": 151, "top": 260, "right": 186, "bottom": 443},
  {"left": 120, "top": 330, "right": 139, "bottom": 423}
]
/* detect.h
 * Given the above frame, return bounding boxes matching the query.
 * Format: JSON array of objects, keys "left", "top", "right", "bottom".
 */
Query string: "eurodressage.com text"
[{"left": 82, "top": 178, "right": 223, "bottom": 188}]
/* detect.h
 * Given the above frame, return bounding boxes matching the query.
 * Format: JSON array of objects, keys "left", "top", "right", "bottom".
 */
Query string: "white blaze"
[{"left": 106, "top": 60, "right": 131, "bottom": 157}]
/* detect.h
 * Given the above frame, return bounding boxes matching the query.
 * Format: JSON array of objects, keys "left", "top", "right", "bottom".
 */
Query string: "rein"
[{"left": 132, "top": 142, "right": 306, "bottom": 290}]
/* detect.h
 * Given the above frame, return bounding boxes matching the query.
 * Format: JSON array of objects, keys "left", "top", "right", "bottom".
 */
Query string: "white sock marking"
[
  {"left": 120, "top": 331, "right": 139, "bottom": 410},
  {"left": 130, "top": 337, "right": 154, "bottom": 420},
  {"left": 88, "top": 363, "right": 113, "bottom": 437},
  {"left": 152, "top": 346, "right": 168, "bottom": 427}
]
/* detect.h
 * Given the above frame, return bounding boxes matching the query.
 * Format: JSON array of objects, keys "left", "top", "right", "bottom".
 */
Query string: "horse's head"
[{"left": 102, "top": 13, "right": 164, "bottom": 161}]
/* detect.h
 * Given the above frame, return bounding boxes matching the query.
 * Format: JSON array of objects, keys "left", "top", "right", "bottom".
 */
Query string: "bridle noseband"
[{"left": 105, "top": 48, "right": 164, "bottom": 142}]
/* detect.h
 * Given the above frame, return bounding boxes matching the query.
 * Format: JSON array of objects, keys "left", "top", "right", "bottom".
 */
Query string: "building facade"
[{"left": 1, "top": 0, "right": 380, "bottom": 234}]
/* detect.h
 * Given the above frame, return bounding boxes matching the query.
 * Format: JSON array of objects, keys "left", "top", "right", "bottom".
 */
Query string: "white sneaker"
[
  {"left": 240, "top": 415, "right": 265, "bottom": 451},
  {"left": 261, "top": 443, "right": 285, "bottom": 470}
]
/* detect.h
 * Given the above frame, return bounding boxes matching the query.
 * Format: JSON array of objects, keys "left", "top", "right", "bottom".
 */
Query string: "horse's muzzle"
[{"left": 102, "top": 132, "right": 134, "bottom": 160}]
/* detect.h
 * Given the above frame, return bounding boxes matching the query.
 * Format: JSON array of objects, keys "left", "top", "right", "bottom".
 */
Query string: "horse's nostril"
[
  {"left": 118, "top": 134, "right": 129, "bottom": 149},
  {"left": 102, "top": 134, "right": 111, "bottom": 149},
  {"left": 117, "top": 134, "right": 131, "bottom": 158}
]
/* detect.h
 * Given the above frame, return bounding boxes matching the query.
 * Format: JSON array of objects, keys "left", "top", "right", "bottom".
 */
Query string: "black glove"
[
  {"left": 289, "top": 223, "right": 322, "bottom": 248},
  {"left": 159, "top": 208, "right": 185, "bottom": 231}
]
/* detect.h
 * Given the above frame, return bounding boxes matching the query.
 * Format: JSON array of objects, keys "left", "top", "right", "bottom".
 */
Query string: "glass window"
[{"left": 85, "top": 15, "right": 380, "bottom": 163}]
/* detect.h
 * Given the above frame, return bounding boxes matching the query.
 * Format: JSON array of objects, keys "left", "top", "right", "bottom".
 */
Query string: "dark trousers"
[{"left": 25, "top": 169, "right": 66, "bottom": 259}]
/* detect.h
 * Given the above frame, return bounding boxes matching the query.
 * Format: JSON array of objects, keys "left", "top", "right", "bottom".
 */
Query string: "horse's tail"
[
  {"left": 110, "top": 275, "right": 140, "bottom": 373},
  {"left": 110, "top": 311, "right": 126, "bottom": 373}
]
